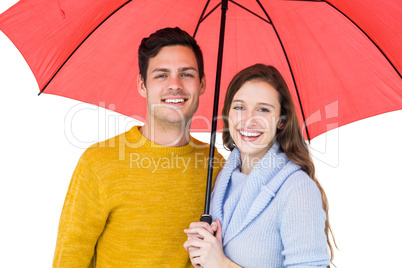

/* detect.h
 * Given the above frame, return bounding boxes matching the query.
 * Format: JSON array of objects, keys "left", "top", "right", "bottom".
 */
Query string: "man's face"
[{"left": 138, "top": 45, "right": 206, "bottom": 127}]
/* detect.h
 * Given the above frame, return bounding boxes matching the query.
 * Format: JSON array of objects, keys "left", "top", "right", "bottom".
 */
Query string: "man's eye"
[
  {"left": 155, "top": 74, "right": 167, "bottom": 78},
  {"left": 181, "top": 73, "right": 194, "bottom": 78}
]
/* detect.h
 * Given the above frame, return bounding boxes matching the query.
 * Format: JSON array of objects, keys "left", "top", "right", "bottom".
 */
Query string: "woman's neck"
[{"left": 240, "top": 149, "right": 269, "bottom": 175}]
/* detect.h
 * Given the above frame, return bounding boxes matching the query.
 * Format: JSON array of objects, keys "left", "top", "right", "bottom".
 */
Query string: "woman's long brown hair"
[{"left": 222, "top": 64, "right": 336, "bottom": 263}]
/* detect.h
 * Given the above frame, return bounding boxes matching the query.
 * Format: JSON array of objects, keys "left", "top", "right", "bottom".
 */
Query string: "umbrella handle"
[
  {"left": 200, "top": 214, "right": 212, "bottom": 224},
  {"left": 200, "top": 0, "right": 228, "bottom": 229}
]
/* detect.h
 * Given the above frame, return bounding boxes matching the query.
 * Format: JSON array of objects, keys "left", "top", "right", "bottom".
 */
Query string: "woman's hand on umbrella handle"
[
  {"left": 184, "top": 220, "right": 218, "bottom": 251},
  {"left": 190, "top": 221, "right": 218, "bottom": 237},
  {"left": 183, "top": 219, "right": 235, "bottom": 268}
]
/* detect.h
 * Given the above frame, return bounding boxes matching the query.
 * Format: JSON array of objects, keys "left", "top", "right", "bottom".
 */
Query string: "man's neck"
[{"left": 139, "top": 121, "right": 191, "bottom": 147}]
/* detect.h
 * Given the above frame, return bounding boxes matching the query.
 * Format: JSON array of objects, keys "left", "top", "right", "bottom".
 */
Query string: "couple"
[{"left": 53, "top": 27, "right": 334, "bottom": 267}]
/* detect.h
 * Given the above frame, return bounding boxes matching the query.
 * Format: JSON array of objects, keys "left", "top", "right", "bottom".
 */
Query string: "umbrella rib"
[
  {"left": 322, "top": 1, "right": 402, "bottom": 79},
  {"left": 284, "top": 0, "right": 323, "bottom": 2},
  {"left": 229, "top": 0, "right": 271, "bottom": 24},
  {"left": 199, "top": 3, "right": 222, "bottom": 26},
  {"left": 193, "top": 0, "right": 212, "bottom": 38},
  {"left": 255, "top": 0, "right": 311, "bottom": 141},
  {"left": 38, "top": 0, "right": 133, "bottom": 95}
]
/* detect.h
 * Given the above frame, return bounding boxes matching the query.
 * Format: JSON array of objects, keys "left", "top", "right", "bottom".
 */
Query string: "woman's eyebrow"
[
  {"left": 232, "top": 99, "right": 275, "bottom": 108},
  {"left": 257, "top": 102, "right": 275, "bottom": 108}
]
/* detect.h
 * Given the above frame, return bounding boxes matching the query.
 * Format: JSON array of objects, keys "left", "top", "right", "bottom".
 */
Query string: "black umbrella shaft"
[{"left": 202, "top": 0, "right": 228, "bottom": 223}]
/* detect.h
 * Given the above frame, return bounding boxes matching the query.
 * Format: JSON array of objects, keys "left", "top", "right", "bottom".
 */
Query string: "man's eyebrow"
[
  {"left": 151, "top": 68, "right": 170, "bottom": 74},
  {"left": 179, "top": 67, "right": 197, "bottom": 72},
  {"left": 150, "top": 67, "right": 197, "bottom": 73}
]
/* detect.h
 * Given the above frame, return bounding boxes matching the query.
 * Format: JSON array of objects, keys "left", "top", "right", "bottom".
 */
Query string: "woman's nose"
[{"left": 242, "top": 111, "right": 258, "bottom": 127}]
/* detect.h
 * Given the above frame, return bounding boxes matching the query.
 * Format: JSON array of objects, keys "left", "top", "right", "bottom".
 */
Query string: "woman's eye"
[
  {"left": 233, "top": 106, "right": 244, "bottom": 110},
  {"left": 259, "top": 108, "right": 270, "bottom": 112}
]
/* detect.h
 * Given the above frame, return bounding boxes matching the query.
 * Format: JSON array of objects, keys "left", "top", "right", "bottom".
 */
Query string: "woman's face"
[{"left": 228, "top": 80, "right": 282, "bottom": 159}]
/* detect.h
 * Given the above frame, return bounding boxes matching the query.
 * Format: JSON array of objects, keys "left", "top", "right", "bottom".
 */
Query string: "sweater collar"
[
  {"left": 211, "top": 143, "right": 301, "bottom": 246},
  {"left": 126, "top": 126, "right": 195, "bottom": 156}
]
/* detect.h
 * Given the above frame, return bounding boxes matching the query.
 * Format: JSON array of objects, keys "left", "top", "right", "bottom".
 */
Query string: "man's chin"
[
  {"left": 158, "top": 116, "right": 191, "bottom": 128},
  {"left": 152, "top": 108, "right": 196, "bottom": 129}
]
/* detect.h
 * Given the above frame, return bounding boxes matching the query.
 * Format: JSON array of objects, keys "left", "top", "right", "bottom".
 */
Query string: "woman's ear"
[{"left": 277, "top": 118, "right": 285, "bottom": 130}]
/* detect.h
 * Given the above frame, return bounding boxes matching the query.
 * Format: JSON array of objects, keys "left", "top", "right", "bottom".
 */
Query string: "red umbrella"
[{"left": 1, "top": 0, "right": 401, "bottom": 220}]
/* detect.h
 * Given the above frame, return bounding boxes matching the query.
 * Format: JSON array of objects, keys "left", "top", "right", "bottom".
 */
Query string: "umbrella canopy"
[{"left": 0, "top": 0, "right": 401, "bottom": 141}]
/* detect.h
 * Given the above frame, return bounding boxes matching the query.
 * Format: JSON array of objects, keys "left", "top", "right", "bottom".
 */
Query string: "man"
[{"left": 53, "top": 27, "right": 224, "bottom": 267}]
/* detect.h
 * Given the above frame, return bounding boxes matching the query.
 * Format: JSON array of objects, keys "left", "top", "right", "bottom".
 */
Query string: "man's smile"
[{"left": 162, "top": 98, "right": 187, "bottom": 104}]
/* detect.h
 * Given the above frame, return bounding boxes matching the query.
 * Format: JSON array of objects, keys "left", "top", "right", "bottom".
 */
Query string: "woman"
[{"left": 184, "top": 64, "right": 335, "bottom": 267}]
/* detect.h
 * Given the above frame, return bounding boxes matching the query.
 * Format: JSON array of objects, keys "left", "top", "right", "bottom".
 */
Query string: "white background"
[{"left": 1, "top": 1, "right": 401, "bottom": 267}]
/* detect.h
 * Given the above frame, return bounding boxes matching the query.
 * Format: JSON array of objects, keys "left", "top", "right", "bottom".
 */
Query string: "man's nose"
[{"left": 168, "top": 75, "right": 183, "bottom": 91}]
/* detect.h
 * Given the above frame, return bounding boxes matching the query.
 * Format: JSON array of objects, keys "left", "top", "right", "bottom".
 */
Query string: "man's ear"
[
  {"left": 137, "top": 74, "right": 147, "bottom": 98},
  {"left": 199, "top": 75, "right": 206, "bottom": 96}
]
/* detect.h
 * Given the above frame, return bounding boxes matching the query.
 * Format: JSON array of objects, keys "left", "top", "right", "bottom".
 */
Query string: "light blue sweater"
[{"left": 211, "top": 143, "right": 330, "bottom": 267}]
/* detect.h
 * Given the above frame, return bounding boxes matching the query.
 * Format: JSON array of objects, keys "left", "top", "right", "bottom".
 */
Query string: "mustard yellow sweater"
[{"left": 53, "top": 126, "right": 224, "bottom": 267}]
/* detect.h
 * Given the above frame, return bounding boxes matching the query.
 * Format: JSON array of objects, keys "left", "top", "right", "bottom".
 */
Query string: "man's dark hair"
[{"left": 138, "top": 27, "right": 204, "bottom": 84}]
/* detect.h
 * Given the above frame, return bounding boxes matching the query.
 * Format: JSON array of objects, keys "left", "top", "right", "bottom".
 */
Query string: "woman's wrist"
[{"left": 223, "top": 256, "right": 242, "bottom": 268}]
